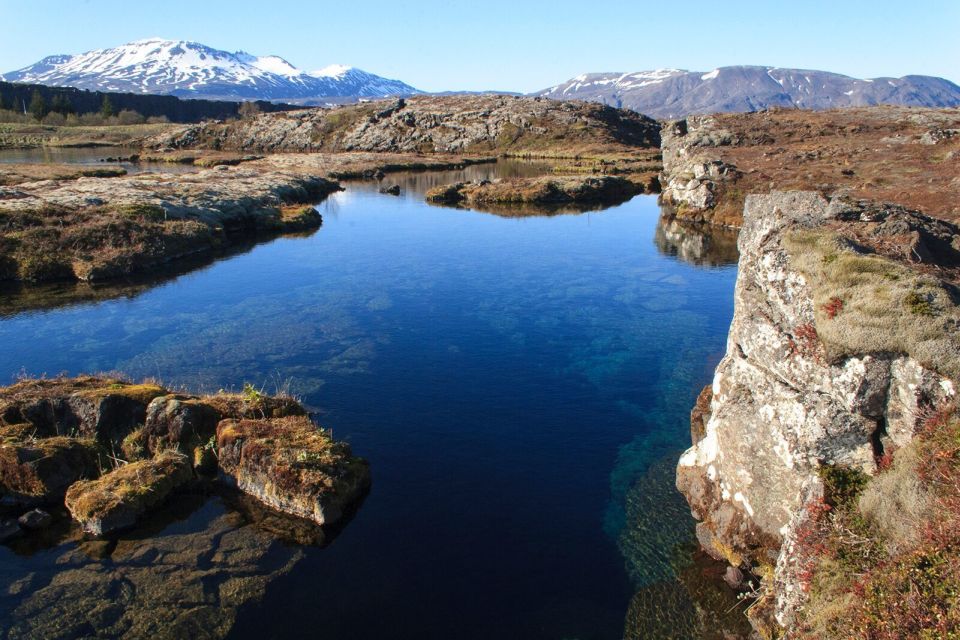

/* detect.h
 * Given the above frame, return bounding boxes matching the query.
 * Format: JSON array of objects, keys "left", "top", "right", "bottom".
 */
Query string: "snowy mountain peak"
[
  {"left": 2, "top": 38, "right": 419, "bottom": 103},
  {"left": 312, "top": 64, "right": 353, "bottom": 78}
]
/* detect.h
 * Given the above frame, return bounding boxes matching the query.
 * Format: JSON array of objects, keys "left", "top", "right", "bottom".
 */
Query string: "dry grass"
[
  {"left": 784, "top": 229, "right": 960, "bottom": 380},
  {"left": 0, "top": 163, "right": 128, "bottom": 186},
  {"left": 64, "top": 449, "right": 191, "bottom": 520},
  {"left": 426, "top": 174, "right": 647, "bottom": 207},
  {"left": 217, "top": 416, "right": 355, "bottom": 496},
  {"left": 676, "top": 106, "right": 960, "bottom": 225},
  {"left": 0, "top": 122, "right": 177, "bottom": 150}
]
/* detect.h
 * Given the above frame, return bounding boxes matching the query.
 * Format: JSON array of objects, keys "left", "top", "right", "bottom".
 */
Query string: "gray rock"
[
  {"left": 17, "top": 508, "right": 52, "bottom": 530},
  {"left": 676, "top": 191, "right": 957, "bottom": 632}
]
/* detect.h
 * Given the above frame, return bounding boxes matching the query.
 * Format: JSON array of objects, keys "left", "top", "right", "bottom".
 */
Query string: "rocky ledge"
[
  {"left": 1, "top": 376, "right": 368, "bottom": 539},
  {"left": 676, "top": 191, "right": 959, "bottom": 634}
]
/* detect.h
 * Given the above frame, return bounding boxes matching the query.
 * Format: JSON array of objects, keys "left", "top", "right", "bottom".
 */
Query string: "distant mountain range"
[
  {"left": 4, "top": 40, "right": 960, "bottom": 117},
  {"left": 537, "top": 67, "right": 960, "bottom": 119},
  {"left": 0, "top": 38, "right": 419, "bottom": 102}
]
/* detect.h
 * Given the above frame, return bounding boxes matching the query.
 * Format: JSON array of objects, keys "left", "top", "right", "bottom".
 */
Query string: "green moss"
[{"left": 818, "top": 464, "right": 869, "bottom": 508}]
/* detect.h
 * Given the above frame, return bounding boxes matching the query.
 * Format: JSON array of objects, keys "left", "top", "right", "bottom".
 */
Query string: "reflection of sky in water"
[{"left": 0, "top": 179, "right": 736, "bottom": 639}]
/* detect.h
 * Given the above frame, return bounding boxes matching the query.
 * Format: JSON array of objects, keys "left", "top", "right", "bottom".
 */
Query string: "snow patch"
[{"left": 701, "top": 69, "right": 720, "bottom": 81}]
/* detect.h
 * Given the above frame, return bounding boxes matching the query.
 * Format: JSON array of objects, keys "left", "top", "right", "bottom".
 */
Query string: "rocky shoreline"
[{"left": 0, "top": 376, "right": 369, "bottom": 543}]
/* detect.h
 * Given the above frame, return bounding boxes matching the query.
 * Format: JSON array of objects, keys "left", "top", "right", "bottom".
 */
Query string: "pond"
[
  {"left": 0, "top": 146, "right": 198, "bottom": 174},
  {"left": 0, "top": 163, "right": 742, "bottom": 639}
]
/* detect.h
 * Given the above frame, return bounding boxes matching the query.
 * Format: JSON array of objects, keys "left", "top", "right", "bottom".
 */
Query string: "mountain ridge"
[
  {"left": 536, "top": 66, "right": 960, "bottom": 119},
  {"left": 1, "top": 38, "right": 419, "bottom": 103}
]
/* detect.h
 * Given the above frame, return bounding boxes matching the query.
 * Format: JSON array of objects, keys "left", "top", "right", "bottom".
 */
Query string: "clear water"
[{"left": 0, "top": 165, "right": 738, "bottom": 639}]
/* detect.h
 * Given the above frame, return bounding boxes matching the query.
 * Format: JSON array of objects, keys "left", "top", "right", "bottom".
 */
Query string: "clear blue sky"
[{"left": 1, "top": 0, "right": 957, "bottom": 92}]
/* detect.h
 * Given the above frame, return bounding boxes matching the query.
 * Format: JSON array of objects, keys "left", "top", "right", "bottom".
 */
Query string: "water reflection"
[
  {"left": 0, "top": 146, "right": 198, "bottom": 175},
  {"left": 654, "top": 214, "right": 740, "bottom": 267}
]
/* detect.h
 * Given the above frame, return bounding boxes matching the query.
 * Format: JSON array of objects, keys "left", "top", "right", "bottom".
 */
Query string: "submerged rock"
[
  {"left": 17, "top": 508, "right": 52, "bottom": 530},
  {"left": 217, "top": 416, "right": 370, "bottom": 527},
  {"left": 4, "top": 499, "right": 303, "bottom": 639},
  {"left": 65, "top": 451, "right": 194, "bottom": 535}
]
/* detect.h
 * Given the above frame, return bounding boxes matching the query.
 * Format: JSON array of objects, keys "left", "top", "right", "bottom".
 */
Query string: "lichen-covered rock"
[
  {"left": 659, "top": 117, "right": 741, "bottom": 225},
  {"left": 0, "top": 436, "right": 102, "bottom": 504},
  {"left": 65, "top": 451, "right": 193, "bottom": 535},
  {"left": 676, "top": 191, "right": 958, "bottom": 632},
  {"left": 216, "top": 416, "right": 370, "bottom": 526}
]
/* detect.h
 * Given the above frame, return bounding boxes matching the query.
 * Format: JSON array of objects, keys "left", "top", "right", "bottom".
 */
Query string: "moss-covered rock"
[
  {"left": 216, "top": 416, "right": 370, "bottom": 526},
  {"left": 0, "top": 376, "right": 166, "bottom": 446},
  {"left": 144, "top": 394, "right": 222, "bottom": 454},
  {"left": 64, "top": 450, "right": 193, "bottom": 535},
  {"left": 0, "top": 436, "right": 102, "bottom": 504}
]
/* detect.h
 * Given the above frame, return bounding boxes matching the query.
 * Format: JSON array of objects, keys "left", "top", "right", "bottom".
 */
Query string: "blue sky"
[{"left": 1, "top": 0, "right": 957, "bottom": 92}]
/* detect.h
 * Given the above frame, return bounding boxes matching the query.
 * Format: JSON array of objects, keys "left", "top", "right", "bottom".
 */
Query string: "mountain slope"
[
  {"left": 1, "top": 38, "right": 419, "bottom": 102},
  {"left": 537, "top": 66, "right": 960, "bottom": 119}
]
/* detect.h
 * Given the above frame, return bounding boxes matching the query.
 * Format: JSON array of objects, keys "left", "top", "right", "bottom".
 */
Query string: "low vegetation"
[
  {"left": 794, "top": 407, "right": 960, "bottom": 638},
  {"left": 783, "top": 229, "right": 960, "bottom": 380},
  {"left": 668, "top": 106, "right": 960, "bottom": 225}
]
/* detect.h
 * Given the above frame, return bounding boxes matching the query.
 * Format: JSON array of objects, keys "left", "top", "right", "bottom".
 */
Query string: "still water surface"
[{"left": 0, "top": 164, "right": 738, "bottom": 638}]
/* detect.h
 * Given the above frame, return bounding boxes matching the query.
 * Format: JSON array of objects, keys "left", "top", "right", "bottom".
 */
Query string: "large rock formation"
[
  {"left": 676, "top": 191, "right": 958, "bottom": 632},
  {"left": 659, "top": 117, "right": 741, "bottom": 227},
  {"left": 145, "top": 95, "right": 661, "bottom": 155}
]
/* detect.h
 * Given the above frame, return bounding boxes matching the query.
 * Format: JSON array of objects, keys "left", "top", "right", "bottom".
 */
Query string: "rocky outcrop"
[
  {"left": 217, "top": 416, "right": 371, "bottom": 527},
  {"left": 1, "top": 376, "right": 369, "bottom": 538},
  {"left": 0, "top": 435, "right": 102, "bottom": 504},
  {"left": 145, "top": 95, "right": 662, "bottom": 155},
  {"left": 676, "top": 192, "right": 958, "bottom": 632},
  {"left": 64, "top": 451, "right": 194, "bottom": 535},
  {"left": 659, "top": 117, "right": 741, "bottom": 226},
  {"left": 425, "top": 175, "right": 647, "bottom": 207}
]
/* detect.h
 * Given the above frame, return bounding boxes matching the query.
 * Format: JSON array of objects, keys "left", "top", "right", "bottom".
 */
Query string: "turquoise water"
[{"left": 0, "top": 166, "right": 738, "bottom": 638}]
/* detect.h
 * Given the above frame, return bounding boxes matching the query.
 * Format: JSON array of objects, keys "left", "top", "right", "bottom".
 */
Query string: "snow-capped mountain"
[
  {"left": 537, "top": 66, "right": 960, "bottom": 119},
  {"left": 1, "top": 38, "right": 419, "bottom": 102}
]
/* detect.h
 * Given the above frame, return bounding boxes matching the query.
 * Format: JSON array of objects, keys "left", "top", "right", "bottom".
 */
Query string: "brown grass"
[
  {"left": 678, "top": 106, "right": 960, "bottom": 225},
  {"left": 784, "top": 229, "right": 960, "bottom": 380}
]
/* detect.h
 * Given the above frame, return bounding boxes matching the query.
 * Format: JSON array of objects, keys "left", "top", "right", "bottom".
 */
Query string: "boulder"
[
  {"left": 18, "top": 508, "right": 52, "bottom": 530},
  {"left": 65, "top": 451, "right": 193, "bottom": 536},
  {"left": 216, "top": 416, "right": 370, "bottom": 526},
  {"left": 143, "top": 394, "right": 222, "bottom": 453},
  {"left": 379, "top": 184, "right": 401, "bottom": 196},
  {"left": 0, "top": 437, "right": 102, "bottom": 504}
]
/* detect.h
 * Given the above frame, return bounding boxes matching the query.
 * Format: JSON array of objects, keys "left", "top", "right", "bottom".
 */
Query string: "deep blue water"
[{"left": 0, "top": 166, "right": 737, "bottom": 639}]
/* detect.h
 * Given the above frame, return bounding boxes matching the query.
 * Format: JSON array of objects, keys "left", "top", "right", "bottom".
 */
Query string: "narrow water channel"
[{"left": 0, "top": 163, "right": 741, "bottom": 639}]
